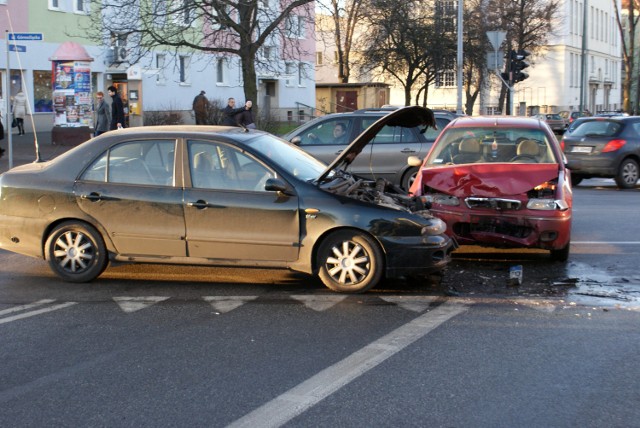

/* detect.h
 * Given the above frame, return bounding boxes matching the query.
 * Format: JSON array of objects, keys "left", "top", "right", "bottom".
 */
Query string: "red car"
[{"left": 409, "top": 116, "right": 573, "bottom": 261}]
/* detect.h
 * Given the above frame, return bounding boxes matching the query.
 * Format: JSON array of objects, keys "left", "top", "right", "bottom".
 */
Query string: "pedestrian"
[
  {"left": 107, "top": 85, "right": 125, "bottom": 130},
  {"left": 94, "top": 91, "right": 111, "bottom": 136},
  {"left": 235, "top": 100, "right": 256, "bottom": 129},
  {"left": 222, "top": 97, "right": 245, "bottom": 126},
  {"left": 192, "top": 90, "right": 209, "bottom": 125},
  {"left": 12, "top": 90, "right": 28, "bottom": 135}
]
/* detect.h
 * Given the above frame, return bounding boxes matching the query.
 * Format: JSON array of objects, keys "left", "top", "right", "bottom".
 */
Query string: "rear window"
[{"left": 571, "top": 120, "right": 622, "bottom": 138}]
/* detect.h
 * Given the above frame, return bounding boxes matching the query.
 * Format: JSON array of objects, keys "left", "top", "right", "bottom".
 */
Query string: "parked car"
[
  {"left": 560, "top": 116, "right": 640, "bottom": 188},
  {"left": 0, "top": 107, "right": 454, "bottom": 293},
  {"left": 533, "top": 113, "right": 567, "bottom": 133},
  {"left": 563, "top": 116, "right": 592, "bottom": 135},
  {"left": 283, "top": 108, "right": 452, "bottom": 190},
  {"left": 409, "top": 116, "right": 573, "bottom": 261}
]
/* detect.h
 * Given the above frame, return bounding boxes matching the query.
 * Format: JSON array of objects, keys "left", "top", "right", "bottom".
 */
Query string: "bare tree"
[
  {"left": 613, "top": 0, "right": 639, "bottom": 113},
  {"left": 462, "top": 0, "right": 491, "bottom": 115},
  {"left": 316, "top": 0, "right": 366, "bottom": 83},
  {"left": 82, "top": 0, "right": 314, "bottom": 106},
  {"left": 361, "top": 0, "right": 456, "bottom": 106}
]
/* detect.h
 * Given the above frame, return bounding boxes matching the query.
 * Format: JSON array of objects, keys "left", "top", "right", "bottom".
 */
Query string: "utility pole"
[{"left": 456, "top": 0, "right": 463, "bottom": 115}]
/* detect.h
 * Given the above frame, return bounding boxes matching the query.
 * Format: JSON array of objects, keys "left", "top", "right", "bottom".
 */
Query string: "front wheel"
[
  {"left": 615, "top": 158, "right": 639, "bottom": 189},
  {"left": 317, "top": 231, "right": 383, "bottom": 293},
  {"left": 401, "top": 167, "right": 419, "bottom": 191},
  {"left": 45, "top": 221, "right": 108, "bottom": 282},
  {"left": 570, "top": 173, "right": 583, "bottom": 187}
]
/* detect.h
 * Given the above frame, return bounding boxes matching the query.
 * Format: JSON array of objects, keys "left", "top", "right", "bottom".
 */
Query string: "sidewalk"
[{"left": 0, "top": 131, "right": 75, "bottom": 174}]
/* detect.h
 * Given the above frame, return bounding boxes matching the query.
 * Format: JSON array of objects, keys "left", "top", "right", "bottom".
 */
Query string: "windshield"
[
  {"left": 426, "top": 127, "right": 558, "bottom": 165},
  {"left": 246, "top": 133, "right": 328, "bottom": 181},
  {"left": 570, "top": 120, "right": 622, "bottom": 138}
]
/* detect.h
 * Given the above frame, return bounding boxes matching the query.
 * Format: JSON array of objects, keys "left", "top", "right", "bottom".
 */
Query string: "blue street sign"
[
  {"left": 9, "top": 44, "right": 26, "bottom": 53},
  {"left": 8, "top": 33, "right": 44, "bottom": 41}
]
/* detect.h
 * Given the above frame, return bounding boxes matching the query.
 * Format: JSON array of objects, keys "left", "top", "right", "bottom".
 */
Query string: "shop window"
[{"left": 33, "top": 70, "right": 53, "bottom": 112}]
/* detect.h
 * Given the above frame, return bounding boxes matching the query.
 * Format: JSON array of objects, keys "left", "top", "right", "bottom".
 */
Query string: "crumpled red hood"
[{"left": 422, "top": 163, "right": 560, "bottom": 197}]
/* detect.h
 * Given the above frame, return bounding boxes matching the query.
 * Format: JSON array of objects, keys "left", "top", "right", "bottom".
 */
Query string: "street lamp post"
[{"left": 457, "top": 0, "right": 463, "bottom": 115}]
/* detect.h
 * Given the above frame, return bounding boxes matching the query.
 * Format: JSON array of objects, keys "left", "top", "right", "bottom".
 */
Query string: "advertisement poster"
[{"left": 52, "top": 61, "right": 93, "bottom": 127}]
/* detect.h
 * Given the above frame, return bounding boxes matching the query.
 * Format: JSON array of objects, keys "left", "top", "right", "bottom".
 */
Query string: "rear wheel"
[
  {"left": 317, "top": 230, "right": 383, "bottom": 293},
  {"left": 45, "top": 221, "right": 108, "bottom": 282},
  {"left": 401, "top": 167, "right": 419, "bottom": 191},
  {"left": 570, "top": 173, "right": 583, "bottom": 187},
  {"left": 615, "top": 158, "right": 639, "bottom": 189}
]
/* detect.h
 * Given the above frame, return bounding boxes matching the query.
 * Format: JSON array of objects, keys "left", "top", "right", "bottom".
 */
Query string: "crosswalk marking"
[
  {"left": 379, "top": 295, "right": 439, "bottom": 312},
  {"left": 227, "top": 301, "right": 470, "bottom": 428},
  {"left": 290, "top": 295, "right": 347, "bottom": 311},
  {"left": 112, "top": 296, "right": 171, "bottom": 313},
  {"left": 0, "top": 299, "right": 56, "bottom": 316},
  {"left": 0, "top": 301, "right": 77, "bottom": 325},
  {"left": 203, "top": 296, "right": 259, "bottom": 313}
]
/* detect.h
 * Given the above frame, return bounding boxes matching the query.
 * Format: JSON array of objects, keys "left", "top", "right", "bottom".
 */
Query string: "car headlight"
[
  {"left": 422, "top": 218, "right": 446, "bottom": 235},
  {"left": 425, "top": 194, "right": 460, "bottom": 206},
  {"left": 527, "top": 198, "right": 569, "bottom": 211}
]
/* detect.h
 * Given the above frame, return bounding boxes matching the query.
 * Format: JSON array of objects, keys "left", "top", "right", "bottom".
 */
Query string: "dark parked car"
[
  {"left": 0, "top": 107, "right": 454, "bottom": 293},
  {"left": 533, "top": 113, "right": 567, "bottom": 133},
  {"left": 560, "top": 116, "right": 640, "bottom": 188},
  {"left": 283, "top": 108, "right": 452, "bottom": 190},
  {"left": 409, "top": 116, "right": 573, "bottom": 261}
]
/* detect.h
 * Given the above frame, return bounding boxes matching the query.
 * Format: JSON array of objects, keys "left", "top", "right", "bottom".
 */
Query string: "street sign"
[
  {"left": 486, "top": 31, "right": 506, "bottom": 52},
  {"left": 487, "top": 50, "right": 504, "bottom": 70},
  {"left": 9, "top": 44, "right": 26, "bottom": 53},
  {"left": 8, "top": 33, "right": 44, "bottom": 41}
]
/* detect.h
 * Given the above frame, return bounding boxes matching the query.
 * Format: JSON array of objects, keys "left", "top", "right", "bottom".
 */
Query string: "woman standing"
[
  {"left": 12, "top": 91, "right": 28, "bottom": 135},
  {"left": 94, "top": 91, "right": 111, "bottom": 136}
]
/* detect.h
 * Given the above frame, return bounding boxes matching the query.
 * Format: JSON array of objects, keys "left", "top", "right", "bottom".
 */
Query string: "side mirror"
[
  {"left": 265, "top": 178, "right": 292, "bottom": 194},
  {"left": 290, "top": 136, "right": 301, "bottom": 146},
  {"left": 407, "top": 155, "right": 423, "bottom": 167}
]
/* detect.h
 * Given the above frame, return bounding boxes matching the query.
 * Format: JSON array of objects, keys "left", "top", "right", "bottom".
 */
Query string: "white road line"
[
  {"left": 0, "top": 302, "right": 77, "bottom": 325},
  {"left": 227, "top": 301, "right": 469, "bottom": 428},
  {"left": 572, "top": 241, "right": 640, "bottom": 245},
  {"left": 0, "top": 299, "right": 56, "bottom": 316}
]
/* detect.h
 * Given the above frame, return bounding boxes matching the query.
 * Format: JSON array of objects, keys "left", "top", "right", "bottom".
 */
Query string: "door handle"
[
  {"left": 187, "top": 199, "right": 209, "bottom": 209},
  {"left": 80, "top": 192, "right": 118, "bottom": 202},
  {"left": 400, "top": 148, "right": 416, "bottom": 153}
]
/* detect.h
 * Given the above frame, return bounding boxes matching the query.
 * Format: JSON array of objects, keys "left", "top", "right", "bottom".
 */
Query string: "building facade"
[{"left": 0, "top": 0, "right": 316, "bottom": 133}]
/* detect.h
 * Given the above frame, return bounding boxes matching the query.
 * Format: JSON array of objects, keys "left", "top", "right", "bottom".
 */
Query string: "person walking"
[
  {"left": 222, "top": 98, "right": 245, "bottom": 126},
  {"left": 94, "top": 91, "right": 111, "bottom": 136},
  {"left": 235, "top": 100, "right": 256, "bottom": 129},
  {"left": 192, "top": 90, "right": 209, "bottom": 125},
  {"left": 108, "top": 85, "right": 125, "bottom": 130},
  {"left": 12, "top": 90, "right": 28, "bottom": 135}
]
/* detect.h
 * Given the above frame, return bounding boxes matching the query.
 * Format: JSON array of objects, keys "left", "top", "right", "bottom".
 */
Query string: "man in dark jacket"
[
  {"left": 234, "top": 100, "right": 255, "bottom": 129},
  {"left": 108, "top": 85, "right": 125, "bottom": 130},
  {"left": 222, "top": 98, "right": 245, "bottom": 126},
  {"left": 192, "top": 90, "right": 209, "bottom": 125}
]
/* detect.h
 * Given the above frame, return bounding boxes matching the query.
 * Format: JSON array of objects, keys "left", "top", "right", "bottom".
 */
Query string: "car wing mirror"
[
  {"left": 265, "top": 177, "right": 293, "bottom": 195},
  {"left": 290, "top": 136, "right": 301, "bottom": 146},
  {"left": 407, "top": 155, "right": 422, "bottom": 167}
]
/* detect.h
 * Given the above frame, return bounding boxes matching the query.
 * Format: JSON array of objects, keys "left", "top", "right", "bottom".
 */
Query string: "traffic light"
[{"left": 510, "top": 49, "right": 530, "bottom": 83}]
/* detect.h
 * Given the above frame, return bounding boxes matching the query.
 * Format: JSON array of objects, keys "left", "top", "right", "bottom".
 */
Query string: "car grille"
[
  {"left": 454, "top": 221, "right": 533, "bottom": 239},
  {"left": 464, "top": 197, "right": 521, "bottom": 210}
]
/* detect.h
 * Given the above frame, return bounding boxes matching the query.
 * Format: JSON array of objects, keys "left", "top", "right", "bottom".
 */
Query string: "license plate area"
[{"left": 571, "top": 146, "right": 593, "bottom": 154}]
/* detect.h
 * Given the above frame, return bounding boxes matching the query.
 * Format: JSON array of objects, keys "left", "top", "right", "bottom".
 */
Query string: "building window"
[
  {"left": 285, "top": 15, "right": 305, "bottom": 38},
  {"left": 48, "top": 0, "right": 61, "bottom": 10},
  {"left": 316, "top": 52, "right": 323, "bottom": 66},
  {"left": 74, "top": 0, "right": 89, "bottom": 14},
  {"left": 298, "top": 63, "right": 306, "bottom": 86},
  {"left": 285, "top": 62, "right": 295, "bottom": 86},
  {"left": 156, "top": 54, "right": 166, "bottom": 84},
  {"left": 216, "top": 58, "right": 226, "bottom": 84},
  {"left": 435, "top": 58, "right": 456, "bottom": 88},
  {"left": 33, "top": 70, "right": 53, "bottom": 112},
  {"left": 179, "top": 56, "right": 191, "bottom": 84}
]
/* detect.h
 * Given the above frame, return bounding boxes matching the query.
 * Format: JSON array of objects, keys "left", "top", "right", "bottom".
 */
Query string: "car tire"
[
  {"left": 45, "top": 221, "right": 108, "bottom": 283},
  {"left": 317, "top": 230, "right": 383, "bottom": 293},
  {"left": 401, "top": 167, "right": 419, "bottom": 191},
  {"left": 570, "top": 173, "right": 583, "bottom": 187},
  {"left": 614, "top": 158, "right": 639, "bottom": 189},
  {"left": 550, "top": 242, "right": 570, "bottom": 262}
]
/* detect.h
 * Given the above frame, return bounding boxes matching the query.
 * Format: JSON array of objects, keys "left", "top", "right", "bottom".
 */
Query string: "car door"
[
  {"left": 183, "top": 139, "right": 300, "bottom": 262},
  {"left": 75, "top": 139, "right": 187, "bottom": 257},
  {"left": 353, "top": 117, "right": 425, "bottom": 180}
]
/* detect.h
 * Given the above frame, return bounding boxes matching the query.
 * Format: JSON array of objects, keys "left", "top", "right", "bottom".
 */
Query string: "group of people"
[
  {"left": 94, "top": 85, "right": 126, "bottom": 136},
  {"left": 193, "top": 91, "right": 255, "bottom": 128}
]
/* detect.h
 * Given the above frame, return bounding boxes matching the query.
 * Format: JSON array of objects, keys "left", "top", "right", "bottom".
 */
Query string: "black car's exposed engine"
[{"left": 319, "top": 171, "right": 431, "bottom": 213}]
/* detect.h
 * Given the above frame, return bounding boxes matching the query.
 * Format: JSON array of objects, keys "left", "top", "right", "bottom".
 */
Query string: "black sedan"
[
  {"left": 0, "top": 107, "right": 454, "bottom": 293},
  {"left": 560, "top": 116, "right": 640, "bottom": 188}
]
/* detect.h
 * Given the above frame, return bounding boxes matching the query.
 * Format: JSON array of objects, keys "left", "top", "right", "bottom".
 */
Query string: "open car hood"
[
  {"left": 422, "top": 163, "right": 560, "bottom": 197},
  {"left": 317, "top": 106, "right": 436, "bottom": 183}
]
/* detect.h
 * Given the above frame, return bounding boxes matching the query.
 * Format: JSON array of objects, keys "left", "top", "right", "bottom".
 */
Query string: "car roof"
[{"left": 446, "top": 115, "right": 547, "bottom": 129}]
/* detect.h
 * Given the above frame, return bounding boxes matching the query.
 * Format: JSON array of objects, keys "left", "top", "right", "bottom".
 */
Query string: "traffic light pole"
[{"left": 495, "top": 71, "right": 514, "bottom": 116}]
